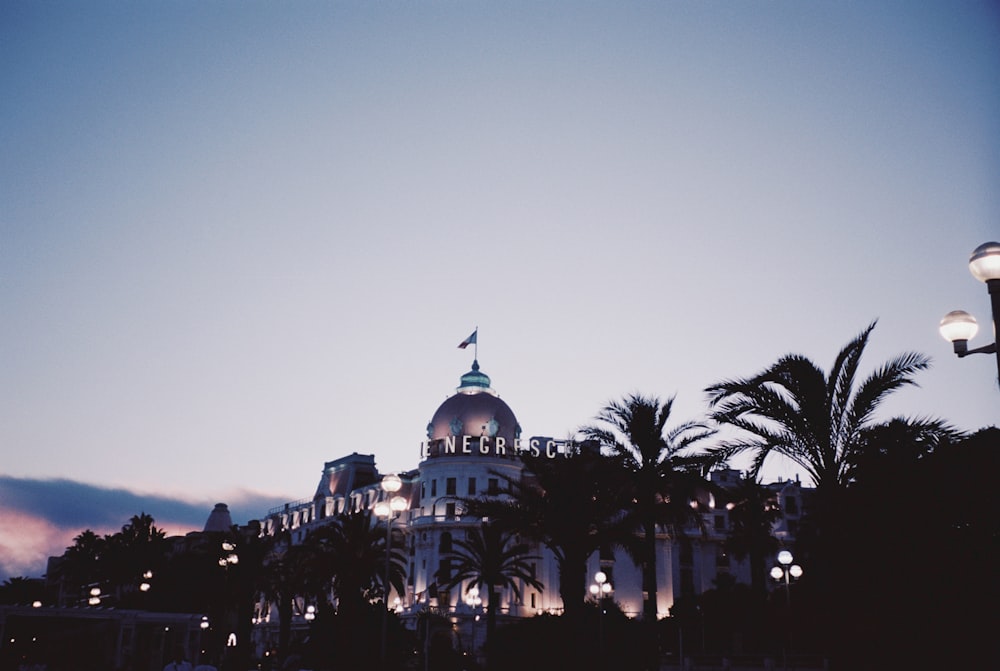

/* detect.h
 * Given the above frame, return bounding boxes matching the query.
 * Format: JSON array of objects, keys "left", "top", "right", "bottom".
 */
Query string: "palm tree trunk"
[
  {"left": 278, "top": 595, "right": 292, "bottom": 660},
  {"left": 558, "top": 551, "right": 589, "bottom": 623},
  {"left": 486, "top": 585, "right": 498, "bottom": 670},
  {"left": 642, "top": 517, "right": 658, "bottom": 621}
]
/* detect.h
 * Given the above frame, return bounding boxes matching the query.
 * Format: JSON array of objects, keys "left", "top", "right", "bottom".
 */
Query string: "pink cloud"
[{"left": 0, "top": 509, "right": 115, "bottom": 580}]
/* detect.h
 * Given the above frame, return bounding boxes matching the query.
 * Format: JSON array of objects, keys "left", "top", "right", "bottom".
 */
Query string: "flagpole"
[{"left": 474, "top": 326, "right": 478, "bottom": 360}]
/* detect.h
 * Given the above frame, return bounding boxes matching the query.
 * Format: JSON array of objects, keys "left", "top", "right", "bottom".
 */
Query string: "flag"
[{"left": 458, "top": 329, "right": 477, "bottom": 349}]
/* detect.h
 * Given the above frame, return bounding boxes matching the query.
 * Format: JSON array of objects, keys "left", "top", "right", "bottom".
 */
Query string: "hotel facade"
[{"left": 252, "top": 359, "right": 808, "bottom": 655}]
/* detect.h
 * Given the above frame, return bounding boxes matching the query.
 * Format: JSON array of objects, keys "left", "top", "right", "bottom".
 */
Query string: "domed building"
[
  {"left": 253, "top": 354, "right": 810, "bottom": 662},
  {"left": 411, "top": 359, "right": 555, "bottom": 618}
]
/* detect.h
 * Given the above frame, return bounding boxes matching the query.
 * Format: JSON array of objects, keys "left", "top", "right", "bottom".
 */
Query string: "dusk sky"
[{"left": 2, "top": 1, "right": 998, "bottom": 581}]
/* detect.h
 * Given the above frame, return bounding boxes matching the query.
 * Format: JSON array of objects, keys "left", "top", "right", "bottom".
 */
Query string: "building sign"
[{"left": 419, "top": 435, "right": 574, "bottom": 459}]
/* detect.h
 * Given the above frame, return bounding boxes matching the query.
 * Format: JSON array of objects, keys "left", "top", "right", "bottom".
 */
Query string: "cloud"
[
  {"left": 0, "top": 476, "right": 291, "bottom": 582},
  {"left": 0, "top": 509, "right": 78, "bottom": 582}
]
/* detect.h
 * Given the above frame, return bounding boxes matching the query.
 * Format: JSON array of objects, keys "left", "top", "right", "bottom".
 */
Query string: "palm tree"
[
  {"left": 289, "top": 511, "right": 408, "bottom": 669},
  {"left": 0, "top": 577, "right": 45, "bottom": 605},
  {"left": 466, "top": 446, "right": 627, "bottom": 625},
  {"left": 297, "top": 510, "right": 406, "bottom": 619},
  {"left": 50, "top": 529, "right": 106, "bottom": 605},
  {"left": 720, "top": 476, "right": 781, "bottom": 602},
  {"left": 704, "top": 322, "right": 952, "bottom": 493},
  {"left": 256, "top": 529, "right": 298, "bottom": 660},
  {"left": 704, "top": 321, "right": 957, "bottom": 609},
  {"left": 580, "top": 393, "right": 715, "bottom": 624},
  {"left": 437, "top": 520, "right": 544, "bottom": 665},
  {"left": 105, "top": 512, "right": 168, "bottom": 604}
]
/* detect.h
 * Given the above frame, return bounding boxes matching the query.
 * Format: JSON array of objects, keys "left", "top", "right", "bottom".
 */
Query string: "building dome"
[
  {"left": 423, "top": 360, "right": 521, "bottom": 459},
  {"left": 204, "top": 502, "right": 234, "bottom": 532}
]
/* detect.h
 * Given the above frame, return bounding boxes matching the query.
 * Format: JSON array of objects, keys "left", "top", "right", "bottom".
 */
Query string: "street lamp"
[
  {"left": 376, "top": 474, "right": 408, "bottom": 668},
  {"left": 770, "top": 550, "right": 803, "bottom": 605},
  {"left": 939, "top": 241, "right": 1000, "bottom": 384},
  {"left": 589, "top": 571, "right": 613, "bottom": 662},
  {"left": 219, "top": 541, "right": 239, "bottom": 567},
  {"left": 771, "top": 551, "right": 802, "bottom": 671},
  {"left": 464, "top": 586, "right": 482, "bottom": 663}
]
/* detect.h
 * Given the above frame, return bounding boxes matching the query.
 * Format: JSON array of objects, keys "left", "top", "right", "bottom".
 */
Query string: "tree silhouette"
[
  {"left": 467, "top": 447, "right": 627, "bottom": 627},
  {"left": 437, "top": 519, "right": 543, "bottom": 668},
  {"left": 581, "top": 393, "right": 714, "bottom": 624},
  {"left": 705, "top": 322, "right": 961, "bottom": 663},
  {"left": 704, "top": 322, "right": 954, "bottom": 493},
  {"left": 720, "top": 476, "right": 781, "bottom": 602}
]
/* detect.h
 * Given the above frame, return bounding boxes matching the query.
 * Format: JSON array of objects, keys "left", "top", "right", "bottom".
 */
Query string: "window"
[
  {"left": 488, "top": 478, "right": 499, "bottom": 495},
  {"left": 446, "top": 477, "right": 457, "bottom": 496},
  {"left": 530, "top": 592, "right": 536, "bottom": 609},
  {"left": 468, "top": 477, "right": 477, "bottom": 495},
  {"left": 784, "top": 495, "right": 798, "bottom": 515},
  {"left": 438, "top": 558, "right": 452, "bottom": 582},
  {"left": 446, "top": 502, "right": 456, "bottom": 519},
  {"left": 714, "top": 515, "right": 726, "bottom": 532},
  {"left": 439, "top": 532, "right": 453, "bottom": 553},
  {"left": 431, "top": 480, "right": 437, "bottom": 497}
]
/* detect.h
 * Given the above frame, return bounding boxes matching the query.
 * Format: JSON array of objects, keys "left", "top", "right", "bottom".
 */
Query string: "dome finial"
[{"left": 458, "top": 359, "right": 492, "bottom": 394}]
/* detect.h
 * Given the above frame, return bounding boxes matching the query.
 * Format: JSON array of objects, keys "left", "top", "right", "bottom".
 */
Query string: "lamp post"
[
  {"left": 464, "top": 586, "right": 482, "bottom": 664},
  {"left": 770, "top": 550, "right": 803, "bottom": 671},
  {"left": 376, "top": 474, "right": 408, "bottom": 669},
  {"left": 939, "top": 241, "right": 1000, "bottom": 386},
  {"left": 769, "top": 550, "right": 803, "bottom": 606},
  {"left": 589, "top": 571, "right": 613, "bottom": 663},
  {"left": 216, "top": 540, "right": 239, "bottom": 659}
]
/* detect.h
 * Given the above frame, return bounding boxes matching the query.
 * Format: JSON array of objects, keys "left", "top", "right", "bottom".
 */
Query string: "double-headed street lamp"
[
  {"left": 939, "top": 241, "right": 1000, "bottom": 386},
  {"left": 376, "top": 473, "right": 408, "bottom": 668}
]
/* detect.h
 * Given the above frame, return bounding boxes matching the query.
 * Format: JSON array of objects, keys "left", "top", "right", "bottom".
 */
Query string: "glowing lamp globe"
[
  {"left": 968, "top": 242, "right": 1000, "bottom": 283},
  {"left": 939, "top": 310, "right": 978, "bottom": 342},
  {"left": 381, "top": 474, "right": 402, "bottom": 493}
]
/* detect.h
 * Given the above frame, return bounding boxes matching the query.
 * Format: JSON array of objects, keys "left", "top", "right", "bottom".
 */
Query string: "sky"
[{"left": 2, "top": 1, "right": 998, "bottom": 582}]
